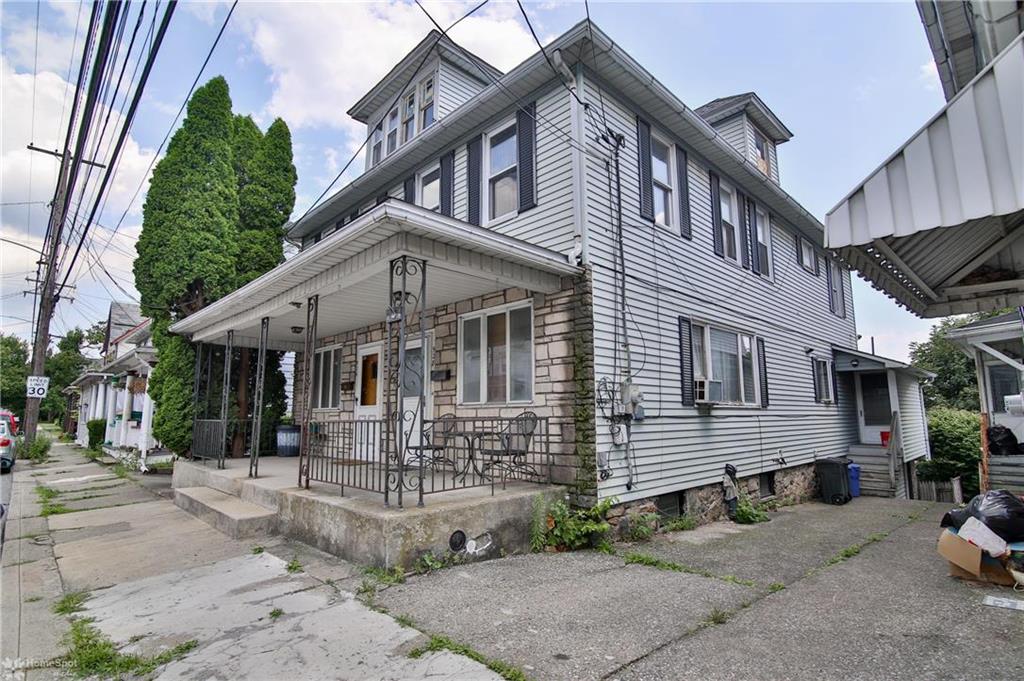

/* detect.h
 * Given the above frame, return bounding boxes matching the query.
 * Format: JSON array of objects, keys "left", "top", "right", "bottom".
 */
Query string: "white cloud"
[{"left": 918, "top": 60, "right": 940, "bottom": 92}]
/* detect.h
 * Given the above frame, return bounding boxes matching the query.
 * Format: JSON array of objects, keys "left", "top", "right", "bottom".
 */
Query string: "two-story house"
[{"left": 168, "top": 21, "right": 932, "bottom": 563}]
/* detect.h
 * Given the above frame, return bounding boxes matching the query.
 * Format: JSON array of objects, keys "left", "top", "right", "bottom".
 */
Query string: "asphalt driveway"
[{"left": 376, "top": 497, "right": 1024, "bottom": 681}]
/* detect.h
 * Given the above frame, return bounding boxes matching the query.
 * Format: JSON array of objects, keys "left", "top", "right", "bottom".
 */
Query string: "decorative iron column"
[
  {"left": 299, "top": 295, "right": 318, "bottom": 488},
  {"left": 249, "top": 317, "right": 270, "bottom": 478},
  {"left": 218, "top": 331, "right": 233, "bottom": 470},
  {"left": 191, "top": 342, "right": 203, "bottom": 459}
]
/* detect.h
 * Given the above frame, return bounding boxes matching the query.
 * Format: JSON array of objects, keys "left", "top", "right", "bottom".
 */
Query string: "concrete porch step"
[{"left": 174, "top": 486, "right": 277, "bottom": 539}]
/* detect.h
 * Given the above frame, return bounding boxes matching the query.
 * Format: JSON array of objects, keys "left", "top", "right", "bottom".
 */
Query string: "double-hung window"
[
  {"left": 828, "top": 259, "right": 845, "bottom": 316},
  {"left": 311, "top": 347, "right": 343, "bottom": 410},
  {"left": 371, "top": 121, "right": 383, "bottom": 167},
  {"left": 813, "top": 358, "right": 834, "bottom": 403},
  {"left": 485, "top": 121, "right": 518, "bottom": 222},
  {"left": 651, "top": 133, "right": 673, "bottom": 228},
  {"left": 420, "top": 76, "right": 435, "bottom": 130},
  {"left": 692, "top": 323, "right": 758, "bottom": 405},
  {"left": 753, "top": 129, "right": 770, "bottom": 174},
  {"left": 799, "top": 237, "right": 816, "bottom": 273},
  {"left": 719, "top": 181, "right": 738, "bottom": 262},
  {"left": 386, "top": 108, "right": 399, "bottom": 154},
  {"left": 459, "top": 304, "right": 533, "bottom": 404},
  {"left": 755, "top": 205, "right": 771, "bottom": 276},
  {"left": 419, "top": 165, "right": 441, "bottom": 212},
  {"left": 402, "top": 92, "right": 416, "bottom": 144}
]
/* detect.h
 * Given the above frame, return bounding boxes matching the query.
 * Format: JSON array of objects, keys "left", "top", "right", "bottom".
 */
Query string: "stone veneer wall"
[{"left": 293, "top": 276, "right": 589, "bottom": 485}]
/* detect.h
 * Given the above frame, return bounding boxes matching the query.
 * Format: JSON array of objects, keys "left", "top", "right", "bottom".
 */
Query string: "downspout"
[{"left": 570, "top": 61, "right": 589, "bottom": 265}]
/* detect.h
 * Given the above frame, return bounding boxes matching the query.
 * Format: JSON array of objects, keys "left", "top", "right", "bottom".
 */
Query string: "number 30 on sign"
[{"left": 26, "top": 375, "right": 50, "bottom": 399}]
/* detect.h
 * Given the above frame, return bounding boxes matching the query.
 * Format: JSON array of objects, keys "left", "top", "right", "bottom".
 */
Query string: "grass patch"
[
  {"left": 703, "top": 607, "right": 730, "bottom": 626},
  {"left": 623, "top": 552, "right": 757, "bottom": 588},
  {"left": 24, "top": 595, "right": 43, "bottom": 603},
  {"left": 111, "top": 463, "right": 131, "bottom": 479},
  {"left": 394, "top": 613, "right": 415, "bottom": 628},
  {"left": 61, "top": 618, "right": 197, "bottom": 678},
  {"left": 767, "top": 582, "right": 785, "bottom": 593},
  {"left": 251, "top": 545, "right": 264, "bottom": 555},
  {"left": 35, "top": 486, "right": 61, "bottom": 502},
  {"left": 40, "top": 501, "right": 71, "bottom": 516},
  {"left": 285, "top": 557, "right": 303, "bottom": 574},
  {"left": 662, "top": 515, "right": 697, "bottom": 532},
  {"left": 821, "top": 532, "right": 890, "bottom": 569},
  {"left": 408, "top": 635, "right": 527, "bottom": 681},
  {"left": 268, "top": 607, "right": 283, "bottom": 620},
  {"left": 53, "top": 591, "right": 89, "bottom": 615},
  {"left": 363, "top": 565, "right": 405, "bottom": 585}
]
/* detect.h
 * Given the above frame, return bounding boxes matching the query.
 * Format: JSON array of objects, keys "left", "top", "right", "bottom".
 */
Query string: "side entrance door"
[
  {"left": 355, "top": 343, "right": 382, "bottom": 460},
  {"left": 856, "top": 371, "right": 892, "bottom": 446}
]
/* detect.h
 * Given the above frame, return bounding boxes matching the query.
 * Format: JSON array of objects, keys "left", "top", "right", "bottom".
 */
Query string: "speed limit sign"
[{"left": 26, "top": 375, "right": 50, "bottom": 399}]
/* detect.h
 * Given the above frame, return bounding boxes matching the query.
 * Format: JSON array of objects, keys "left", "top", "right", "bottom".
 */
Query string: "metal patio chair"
[{"left": 476, "top": 411, "right": 541, "bottom": 484}]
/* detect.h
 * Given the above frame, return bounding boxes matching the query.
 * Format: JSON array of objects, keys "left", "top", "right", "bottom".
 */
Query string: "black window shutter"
[
  {"left": 757, "top": 337, "right": 769, "bottom": 408},
  {"left": 830, "top": 360, "right": 839, "bottom": 405},
  {"left": 811, "top": 359, "right": 821, "bottom": 403},
  {"left": 678, "top": 316, "right": 695, "bottom": 406},
  {"left": 737, "top": 191, "right": 750, "bottom": 269},
  {"left": 517, "top": 102, "right": 537, "bottom": 212},
  {"left": 637, "top": 117, "right": 654, "bottom": 222},
  {"left": 813, "top": 251, "right": 820, "bottom": 276},
  {"left": 825, "top": 259, "right": 835, "bottom": 313},
  {"left": 403, "top": 175, "right": 416, "bottom": 204},
  {"left": 467, "top": 137, "right": 482, "bottom": 225},
  {"left": 439, "top": 150, "right": 455, "bottom": 217},
  {"left": 675, "top": 145, "right": 691, "bottom": 239},
  {"left": 375, "top": 192, "right": 388, "bottom": 206},
  {"left": 710, "top": 171, "right": 724, "bottom": 257},
  {"left": 750, "top": 202, "right": 762, "bottom": 274}
]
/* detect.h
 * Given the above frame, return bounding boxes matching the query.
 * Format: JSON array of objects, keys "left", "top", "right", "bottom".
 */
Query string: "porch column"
[
  {"left": 299, "top": 295, "right": 318, "bottom": 488},
  {"left": 120, "top": 376, "right": 134, "bottom": 448},
  {"left": 191, "top": 342, "right": 203, "bottom": 458},
  {"left": 139, "top": 388, "right": 154, "bottom": 460},
  {"left": 249, "top": 317, "right": 270, "bottom": 478},
  {"left": 218, "top": 331, "right": 233, "bottom": 469},
  {"left": 974, "top": 349, "right": 991, "bottom": 491},
  {"left": 104, "top": 380, "right": 117, "bottom": 446}
]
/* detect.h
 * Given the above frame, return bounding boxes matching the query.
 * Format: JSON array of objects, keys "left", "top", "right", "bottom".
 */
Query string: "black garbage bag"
[
  {"left": 986, "top": 425, "right": 1020, "bottom": 457},
  {"left": 941, "top": 490, "right": 1024, "bottom": 542}
]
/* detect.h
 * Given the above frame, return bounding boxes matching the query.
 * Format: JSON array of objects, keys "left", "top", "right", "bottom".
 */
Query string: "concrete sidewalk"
[{"left": 1, "top": 442, "right": 502, "bottom": 680}]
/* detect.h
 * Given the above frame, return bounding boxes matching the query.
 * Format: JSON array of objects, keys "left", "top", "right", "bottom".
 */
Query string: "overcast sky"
[{"left": 0, "top": 1, "right": 943, "bottom": 359}]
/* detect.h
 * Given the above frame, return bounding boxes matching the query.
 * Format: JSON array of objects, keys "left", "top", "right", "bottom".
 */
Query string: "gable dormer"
[
  {"left": 695, "top": 92, "right": 792, "bottom": 185},
  {"left": 348, "top": 31, "right": 502, "bottom": 172}
]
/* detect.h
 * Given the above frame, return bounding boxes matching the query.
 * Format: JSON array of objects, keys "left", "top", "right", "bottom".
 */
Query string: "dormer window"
[
  {"left": 371, "top": 121, "right": 383, "bottom": 166},
  {"left": 420, "top": 76, "right": 435, "bottom": 130},
  {"left": 386, "top": 109, "right": 399, "bottom": 154},
  {"left": 753, "top": 129, "right": 770, "bottom": 175},
  {"left": 402, "top": 92, "right": 416, "bottom": 144}
]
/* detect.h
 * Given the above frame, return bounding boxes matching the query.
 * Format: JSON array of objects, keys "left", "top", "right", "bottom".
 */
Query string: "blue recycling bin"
[{"left": 848, "top": 463, "right": 861, "bottom": 498}]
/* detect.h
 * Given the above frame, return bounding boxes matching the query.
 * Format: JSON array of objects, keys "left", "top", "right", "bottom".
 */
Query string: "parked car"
[
  {"left": 0, "top": 408, "right": 19, "bottom": 436},
  {"left": 0, "top": 420, "right": 14, "bottom": 474}
]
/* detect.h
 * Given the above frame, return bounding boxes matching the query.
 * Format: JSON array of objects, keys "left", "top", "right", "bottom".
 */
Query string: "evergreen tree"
[
  {"left": 135, "top": 77, "right": 239, "bottom": 453},
  {"left": 0, "top": 333, "right": 30, "bottom": 418}
]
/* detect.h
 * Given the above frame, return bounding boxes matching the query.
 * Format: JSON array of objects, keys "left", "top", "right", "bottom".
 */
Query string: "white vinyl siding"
[
  {"left": 897, "top": 372, "right": 929, "bottom": 462},
  {"left": 581, "top": 76, "right": 859, "bottom": 503},
  {"left": 713, "top": 114, "right": 747, "bottom": 157},
  {"left": 437, "top": 59, "right": 489, "bottom": 118}
]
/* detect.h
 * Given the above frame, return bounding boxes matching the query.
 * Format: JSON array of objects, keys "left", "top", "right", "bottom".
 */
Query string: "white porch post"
[
  {"left": 139, "top": 388, "right": 154, "bottom": 460},
  {"left": 120, "top": 376, "right": 134, "bottom": 447},
  {"left": 104, "top": 381, "right": 117, "bottom": 445},
  {"left": 89, "top": 383, "right": 99, "bottom": 420}
]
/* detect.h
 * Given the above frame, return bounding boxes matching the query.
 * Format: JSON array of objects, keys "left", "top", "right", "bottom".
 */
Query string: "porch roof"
[
  {"left": 100, "top": 347, "right": 157, "bottom": 376},
  {"left": 832, "top": 347, "right": 935, "bottom": 380},
  {"left": 168, "top": 201, "right": 580, "bottom": 351},
  {"left": 824, "top": 35, "right": 1024, "bottom": 318},
  {"left": 946, "top": 311, "right": 1024, "bottom": 347}
]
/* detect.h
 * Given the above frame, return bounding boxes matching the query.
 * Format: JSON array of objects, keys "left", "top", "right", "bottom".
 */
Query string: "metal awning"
[
  {"left": 832, "top": 346, "right": 935, "bottom": 380},
  {"left": 169, "top": 201, "right": 580, "bottom": 351},
  {"left": 825, "top": 33, "right": 1024, "bottom": 317}
]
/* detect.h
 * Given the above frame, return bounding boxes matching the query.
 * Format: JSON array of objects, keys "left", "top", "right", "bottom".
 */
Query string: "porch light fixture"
[
  {"left": 290, "top": 326, "right": 303, "bottom": 334},
  {"left": 850, "top": 359, "right": 860, "bottom": 368},
  {"left": 289, "top": 301, "right": 302, "bottom": 309}
]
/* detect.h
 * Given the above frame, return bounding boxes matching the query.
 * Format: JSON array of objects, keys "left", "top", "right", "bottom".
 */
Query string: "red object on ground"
[{"left": 880, "top": 431, "right": 891, "bottom": 447}]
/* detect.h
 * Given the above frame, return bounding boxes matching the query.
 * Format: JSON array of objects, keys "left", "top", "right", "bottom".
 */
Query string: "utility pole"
[{"left": 22, "top": 150, "right": 72, "bottom": 445}]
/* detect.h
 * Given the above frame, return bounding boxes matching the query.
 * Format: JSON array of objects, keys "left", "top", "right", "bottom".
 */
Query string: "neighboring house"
[
  {"left": 169, "top": 20, "right": 932, "bottom": 527},
  {"left": 70, "top": 302, "right": 162, "bottom": 467},
  {"left": 825, "top": 7, "right": 1023, "bottom": 318}
]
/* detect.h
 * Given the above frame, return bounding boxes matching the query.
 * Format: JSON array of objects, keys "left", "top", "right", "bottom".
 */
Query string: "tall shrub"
[{"left": 917, "top": 407, "right": 981, "bottom": 496}]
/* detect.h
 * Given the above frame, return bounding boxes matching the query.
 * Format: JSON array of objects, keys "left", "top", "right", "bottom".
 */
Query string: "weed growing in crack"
[
  {"left": 704, "top": 608, "right": 730, "bottom": 626},
  {"left": 53, "top": 591, "right": 89, "bottom": 615},
  {"left": 251, "top": 546, "right": 264, "bottom": 555},
  {"left": 285, "top": 557, "right": 303, "bottom": 574},
  {"left": 24, "top": 595, "right": 43, "bottom": 603},
  {"left": 623, "top": 552, "right": 756, "bottom": 587},
  {"left": 363, "top": 566, "right": 405, "bottom": 585},
  {"left": 36, "top": 486, "right": 61, "bottom": 502},
  {"left": 60, "top": 619, "right": 197, "bottom": 678},
  {"left": 268, "top": 608, "right": 283, "bottom": 620},
  {"left": 408, "top": 635, "right": 527, "bottom": 681},
  {"left": 768, "top": 582, "right": 786, "bottom": 593},
  {"left": 394, "top": 613, "right": 415, "bottom": 628}
]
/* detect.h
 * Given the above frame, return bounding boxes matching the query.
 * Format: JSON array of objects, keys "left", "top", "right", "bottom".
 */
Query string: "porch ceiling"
[{"left": 168, "top": 202, "right": 579, "bottom": 351}]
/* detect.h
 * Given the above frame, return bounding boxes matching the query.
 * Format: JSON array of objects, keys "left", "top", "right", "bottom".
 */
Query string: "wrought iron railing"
[
  {"left": 301, "top": 414, "right": 552, "bottom": 507},
  {"left": 191, "top": 419, "right": 225, "bottom": 466}
]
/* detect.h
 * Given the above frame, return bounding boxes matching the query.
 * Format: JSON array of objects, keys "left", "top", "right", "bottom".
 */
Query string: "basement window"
[{"left": 759, "top": 472, "right": 776, "bottom": 499}]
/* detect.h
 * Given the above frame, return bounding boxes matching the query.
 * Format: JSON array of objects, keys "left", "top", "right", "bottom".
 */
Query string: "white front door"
[
  {"left": 399, "top": 336, "right": 431, "bottom": 454},
  {"left": 856, "top": 371, "right": 892, "bottom": 446},
  {"left": 355, "top": 344, "right": 382, "bottom": 460}
]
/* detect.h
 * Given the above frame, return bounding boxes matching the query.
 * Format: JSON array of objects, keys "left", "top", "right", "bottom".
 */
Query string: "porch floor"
[{"left": 172, "top": 457, "right": 565, "bottom": 568}]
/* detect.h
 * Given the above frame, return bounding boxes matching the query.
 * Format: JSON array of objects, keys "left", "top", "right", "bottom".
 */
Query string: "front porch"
[{"left": 172, "top": 455, "right": 564, "bottom": 569}]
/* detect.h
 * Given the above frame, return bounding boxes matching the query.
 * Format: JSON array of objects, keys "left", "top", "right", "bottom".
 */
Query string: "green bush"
[
  {"left": 535, "top": 497, "right": 617, "bottom": 551},
  {"left": 17, "top": 435, "right": 52, "bottom": 463},
  {"left": 86, "top": 419, "right": 106, "bottom": 449},
  {"left": 734, "top": 492, "right": 769, "bottom": 524},
  {"left": 917, "top": 407, "right": 981, "bottom": 496}
]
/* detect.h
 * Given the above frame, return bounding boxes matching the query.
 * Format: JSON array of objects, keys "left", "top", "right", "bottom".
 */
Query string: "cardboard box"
[{"left": 937, "top": 529, "right": 1016, "bottom": 587}]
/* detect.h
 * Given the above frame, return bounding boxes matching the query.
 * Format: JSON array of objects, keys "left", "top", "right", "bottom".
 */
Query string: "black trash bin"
[{"left": 817, "top": 457, "right": 852, "bottom": 505}]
